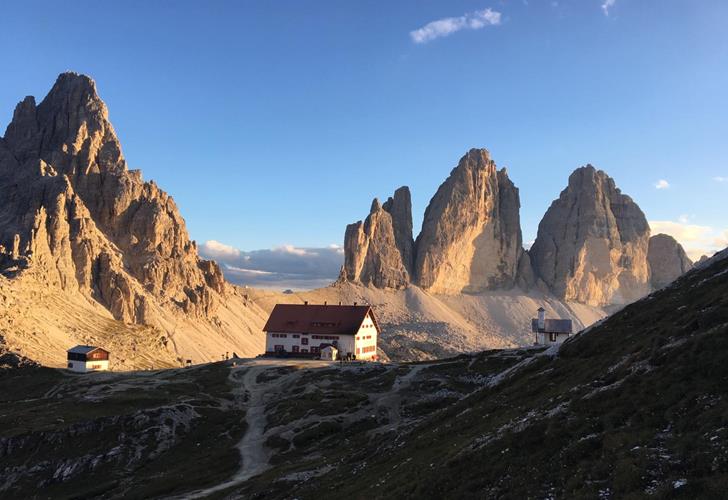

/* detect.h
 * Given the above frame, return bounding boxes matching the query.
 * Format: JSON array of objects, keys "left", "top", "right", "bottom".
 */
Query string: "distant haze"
[{"left": 199, "top": 240, "right": 343, "bottom": 291}]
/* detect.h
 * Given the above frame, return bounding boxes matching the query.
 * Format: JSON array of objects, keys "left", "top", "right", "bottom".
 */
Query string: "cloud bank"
[
  {"left": 200, "top": 240, "right": 344, "bottom": 291},
  {"left": 649, "top": 220, "right": 728, "bottom": 261},
  {"left": 410, "top": 8, "right": 501, "bottom": 44}
]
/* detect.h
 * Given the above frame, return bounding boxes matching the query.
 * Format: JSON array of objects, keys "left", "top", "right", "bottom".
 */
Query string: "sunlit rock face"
[
  {"left": 414, "top": 148, "right": 524, "bottom": 294},
  {"left": 0, "top": 72, "right": 225, "bottom": 323},
  {"left": 343, "top": 187, "right": 414, "bottom": 289},
  {"left": 648, "top": 233, "right": 692, "bottom": 289},
  {"left": 529, "top": 165, "right": 651, "bottom": 306}
]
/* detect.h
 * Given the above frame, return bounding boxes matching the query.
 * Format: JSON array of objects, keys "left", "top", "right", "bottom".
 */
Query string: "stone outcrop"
[
  {"left": 343, "top": 188, "right": 413, "bottom": 289},
  {"left": 529, "top": 165, "right": 651, "bottom": 306},
  {"left": 414, "top": 149, "right": 524, "bottom": 294},
  {"left": 0, "top": 72, "right": 225, "bottom": 324},
  {"left": 647, "top": 233, "right": 693, "bottom": 289}
]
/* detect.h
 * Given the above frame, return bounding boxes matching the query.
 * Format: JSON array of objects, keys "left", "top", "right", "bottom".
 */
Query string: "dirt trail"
[
  {"left": 176, "top": 358, "right": 329, "bottom": 499},
  {"left": 372, "top": 364, "right": 428, "bottom": 430}
]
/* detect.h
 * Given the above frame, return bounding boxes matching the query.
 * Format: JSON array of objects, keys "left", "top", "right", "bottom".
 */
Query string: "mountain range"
[
  {"left": 342, "top": 148, "right": 693, "bottom": 307},
  {"left": 0, "top": 73, "right": 697, "bottom": 367}
]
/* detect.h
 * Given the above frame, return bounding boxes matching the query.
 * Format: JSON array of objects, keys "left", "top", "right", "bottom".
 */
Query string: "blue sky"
[{"left": 1, "top": 1, "right": 727, "bottom": 286}]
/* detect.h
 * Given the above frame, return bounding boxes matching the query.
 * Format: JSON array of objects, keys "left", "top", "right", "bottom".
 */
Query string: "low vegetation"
[{"left": 2, "top": 256, "right": 726, "bottom": 499}]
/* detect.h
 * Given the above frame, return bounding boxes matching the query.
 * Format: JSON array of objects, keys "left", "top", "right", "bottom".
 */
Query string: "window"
[
  {"left": 274, "top": 345, "right": 284, "bottom": 352},
  {"left": 310, "top": 346, "right": 320, "bottom": 354},
  {"left": 292, "top": 345, "right": 299, "bottom": 353},
  {"left": 301, "top": 338, "right": 308, "bottom": 345},
  {"left": 90, "top": 364, "right": 102, "bottom": 370},
  {"left": 361, "top": 346, "right": 376, "bottom": 353},
  {"left": 67, "top": 363, "right": 73, "bottom": 368},
  {"left": 293, "top": 334, "right": 300, "bottom": 338},
  {"left": 356, "top": 348, "right": 360, "bottom": 355},
  {"left": 549, "top": 333, "right": 557, "bottom": 342}
]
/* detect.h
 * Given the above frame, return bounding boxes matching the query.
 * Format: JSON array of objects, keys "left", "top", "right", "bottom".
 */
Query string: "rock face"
[
  {"left": 647, "top": 233, "right": 693, "bottom": 289},
  {"left": 530, "top": 165, "right": 651, "bottom": 306},
  {"left": 414, "top": 149, "right": 524, "bottom": 294},
  {"left": 0, "top": 73, "right": 225, "bottom": 324},
  {"left": 343, "top": 188, "right": 413, "bottom": 289}
]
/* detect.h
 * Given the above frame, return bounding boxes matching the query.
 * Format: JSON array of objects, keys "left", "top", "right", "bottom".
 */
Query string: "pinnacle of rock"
[
  {"left": 529, "top": 165, "right": 651, "bottom": 306},
  {"left": 0, "top": 72, "right": 226, "bottom": 326},
  {"left": 414, "top": 148, "right": 524, "bottom": 294},
  {"left": 343, "top": 186, "right": 413, "bottom": 289}
]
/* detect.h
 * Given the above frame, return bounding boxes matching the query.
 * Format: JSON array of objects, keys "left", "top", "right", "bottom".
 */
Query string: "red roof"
[{"left": 263, "top": 304, "right": 380, "bottom": 335}]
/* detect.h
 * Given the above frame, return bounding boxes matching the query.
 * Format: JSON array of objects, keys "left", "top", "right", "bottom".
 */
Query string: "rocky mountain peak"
[
  {"left": 647, "top": 233, "right": 693, "bottom": 289},
  {"left": 414, "top": 148, "right": 524, "bottom": 294},
  {"left": 530, "top": 165, "right": 651, "bottom": 306},
  {"left": 0, "top": 72, "right": 225, "bottom": 325},
  {"left": 343, "top": 186, "right": 413, "bottom": 289},
  {"left": 370, "top": 197, "right": 382, "bottom": 214}
]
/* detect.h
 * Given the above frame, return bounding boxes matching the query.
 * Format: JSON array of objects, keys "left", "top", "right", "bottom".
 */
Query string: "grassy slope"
[
  {"left": 243, "top": 255, "right": 728, "bottom": 499},
  {"left": 0, "top": 364, "right": 246, "bottom": 499},
  {"left": 1, "top": 256, "right": 725, "bottom": 499}
]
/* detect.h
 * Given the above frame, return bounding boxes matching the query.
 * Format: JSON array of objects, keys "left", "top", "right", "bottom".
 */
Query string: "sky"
[{"left": 1, "top": 1, "right": 727, "bottom": 288}]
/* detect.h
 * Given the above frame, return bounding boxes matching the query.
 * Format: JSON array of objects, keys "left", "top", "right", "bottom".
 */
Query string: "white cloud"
[
  {"left": 713, "top": 176, "right": 727, "bottom": 183},
  {"left": 601, "top": 0, "right": 616, "bottom": 16},
  {"left": 654, "top": 179, "right": 670, "bottom": 190},
  {"left": 650, "top": 220, "right": 728, "bottom": 261},
  {"left": 200, "top": 240, "right": 344, "bottom": 290},
  {"left": 199, "top": 240, "right": 240, "bottom": 259},
  {"left": 410, "top": 8, "right": 501, "bottom": 44}
]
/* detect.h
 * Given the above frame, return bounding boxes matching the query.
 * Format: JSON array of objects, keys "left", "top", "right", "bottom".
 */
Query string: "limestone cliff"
[
  {"left": 414, "top": 149, "right": 524, "bottom": 294},
  {"left": 647, "top": 233, "right": 693, "bottom": 289},
  {"left": 0, "top": 72, "right": 224, "bottom": 323},
  {"left": 529, "top": 165, "right": 651, "bottom": 306},
  {"left": 343, "top": 188, "right": 413, "bottom": 289},
  {"left": 0, "top": 73, "right": 266, "bottom": 367}
]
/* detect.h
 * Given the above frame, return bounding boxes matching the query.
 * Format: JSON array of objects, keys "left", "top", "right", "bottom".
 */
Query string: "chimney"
[
  {"left": 304, "top": 301, "right": 309, "bottom": 306},
  {"left": 324, "top": 301, "right": 327, "bottom": 306},
  {"left": 338, "top": 301, "right": 342, "bottom": 306},
  {"left": 537, "top": 307, "right": 545, "bottom": 330}
]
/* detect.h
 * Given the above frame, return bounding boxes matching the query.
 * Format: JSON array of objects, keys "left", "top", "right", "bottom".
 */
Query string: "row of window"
[
  {"left": 271, "top": 333, "right": 288, "bottom": 338},
  {"left": 311, "top": 335, "right": 340, "bottom": 340},
  {"left": 311, "top": 321, "right": 337, "bottom": 327},
  {"left": 273, "top": 345, "right": 321, "bottom": 353},
  {"left": 356, "top": 345, "right": 377, "bottom": 355},
  {"left": 355, "top": 335, "right": 374, "bottom": 341}
]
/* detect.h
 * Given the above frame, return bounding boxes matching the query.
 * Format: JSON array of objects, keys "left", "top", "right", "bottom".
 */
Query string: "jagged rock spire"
[
  {"left": 529, "top": 165, "right": 651, "bottom": 306},
  {"left": 414, "top": 148, "right": 524, "bottom": 294},
  {"left": 343, "top": 187, "right": 414, "bottom": 289},
  {"left": 0, "top": 72, "right": 225, "bottom": 324}
]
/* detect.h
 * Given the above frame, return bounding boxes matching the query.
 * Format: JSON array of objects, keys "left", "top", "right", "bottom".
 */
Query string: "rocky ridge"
[
  {"left": 0, "top": 73, "right": 265, "bottom": 367},
  {"left": 343, "top": 156, "right": 692, "bottom": 308},
  {"left": 343, "top": 149, "right": 528, "bottom": 295}
]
